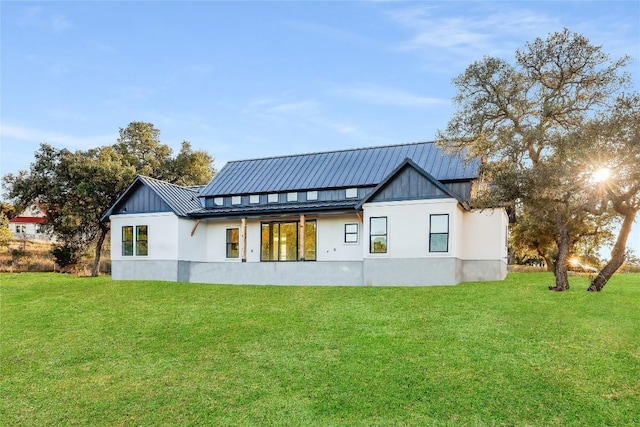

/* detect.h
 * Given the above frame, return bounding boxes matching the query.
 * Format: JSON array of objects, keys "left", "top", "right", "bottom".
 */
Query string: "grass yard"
[{"left": 1, "top": 273, "right": 639, "bottom": 426}]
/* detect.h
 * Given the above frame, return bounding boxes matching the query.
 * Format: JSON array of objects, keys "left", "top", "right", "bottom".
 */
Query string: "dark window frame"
[
  {"left": 260, "top": 220, "right": 317, "bottom": 262},
  {"left": 369, "top": 217, "right": 387, "bottom": 253},
  {"left": 136, "top": 225, "right": 148, "bottom": 256},
  {"left": 122, "top": 226, "right": 134, "bottom": 256},
  {"left": 429, "top": 214, "right": 449, "bottom": 253},
  {"left": 344, "top": 223, "right": 359, "bottom": 243},
  {"left": 122, "top": 225, "right": 148, "bottom": 256}
]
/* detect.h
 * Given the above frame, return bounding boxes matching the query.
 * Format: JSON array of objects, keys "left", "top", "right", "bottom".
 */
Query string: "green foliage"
[
  {"left": 0, "top": 213, "right": 12, "bottom": 249},
  {"left": 1, "top": 273, "right": 639, "bottom": 426},
  {"left": 50, "top": 243, "right": 82, "bottom": 269},
  {"left": 114, "top": 121, "right": 169, "bottom": 178},
  {"left": 164, "top": 141, "right": 216, "bottom": 186},
  {"left": 0, "top": 202, "right": 15, "bottom": 219},
  {"left": 114, "top": 122, "right": 215, "bottom": 185},
  {"left": 1, "top": 121, "right": 216, "bottom": 276},
  {"left": 2, "top": 144, "right": 136, "bottom": 274}
]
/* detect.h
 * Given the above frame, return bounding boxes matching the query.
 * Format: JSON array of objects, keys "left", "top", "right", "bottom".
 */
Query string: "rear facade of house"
[{"left": 104, "top": 142, "right": 508, "bottom": 286}]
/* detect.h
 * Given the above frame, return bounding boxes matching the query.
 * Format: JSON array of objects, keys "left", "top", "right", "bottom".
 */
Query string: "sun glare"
[{"left": 592, "top": 167, "right": 611, "bottom": 183}]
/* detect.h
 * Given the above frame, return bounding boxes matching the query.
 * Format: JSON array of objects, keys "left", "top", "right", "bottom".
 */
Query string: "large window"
[
  {"left": 369, "top": 217, "right": 387, "bottom": 253},
  {"left": 429, "top": 214, "right": 449, "bottom": 252},
  {"left": 260, "top": 220, "right": 316, "bottom": 261},
  {"left": 122, "top": 226, "right": 134, "bottom": 256},
  {"left": 136, "top": 226, "right": 148, "bottom": 256},
  {"left": 122, "top": 225, "right": 148, "bottom": 256},
  {"left": 226, "top": 228, "right": 239, "bottom": 258}
]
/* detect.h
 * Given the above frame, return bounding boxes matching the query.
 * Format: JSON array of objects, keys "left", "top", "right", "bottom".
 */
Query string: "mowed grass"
[{"left": 1, "top": 273, "right": 639, "bottom": 426}]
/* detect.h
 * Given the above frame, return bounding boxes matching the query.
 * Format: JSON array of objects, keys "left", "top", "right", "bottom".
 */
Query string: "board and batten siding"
[{"left": 117, "top": 184, "right": 173, "bottom": 215}]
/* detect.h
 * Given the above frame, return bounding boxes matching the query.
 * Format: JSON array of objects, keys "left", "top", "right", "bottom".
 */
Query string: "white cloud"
[
  {"left": 246, "top": 97, "right": 363, "bottom": 137},
  {"left": 386, "top": 4, "right": 559, "bottom": 63},
  {"left": 0, "top": 125, "right": 114, "bottom": 150},
  {"left": 17, "top": 7, "right": 71, "bottom": 33},
  {"left": 336, "top": 83, "right": 447, "bottom": 107}
]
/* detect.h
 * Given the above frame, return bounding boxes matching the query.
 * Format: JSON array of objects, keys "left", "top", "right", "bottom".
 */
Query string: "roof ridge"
[
  {"left": 223, "top": 141, "right": 436, "bottom": 164},
  {"left": 139, "top": 175, "right": 200, "bottom": 193}
]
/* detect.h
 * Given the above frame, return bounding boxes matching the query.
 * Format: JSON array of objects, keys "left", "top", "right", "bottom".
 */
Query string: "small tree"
[{"left": 0, "top": 213, "right": 12, "bottom": 250}]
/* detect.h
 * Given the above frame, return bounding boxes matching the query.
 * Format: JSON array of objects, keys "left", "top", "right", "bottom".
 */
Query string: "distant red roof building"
[
  {"left": 9, "top": 216, "right": 46, "bottom": 224},
  {"left": 8, "top": 205, "right": 55, "bottom": 242}
]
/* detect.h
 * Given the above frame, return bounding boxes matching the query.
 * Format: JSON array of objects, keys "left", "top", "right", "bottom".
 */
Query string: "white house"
[
  {"left": 102, "top": 142, "right": 508, "bottom": 286},
  {"left": 9, "top": 205, "right": 55, "bottom": 242}
]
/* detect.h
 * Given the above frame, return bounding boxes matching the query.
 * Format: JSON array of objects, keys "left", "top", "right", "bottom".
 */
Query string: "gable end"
[
  {"left": 113, "top": 182, "right": 173, "bottom": 215},
  {"left": 369, "top": 164, "right": 450, "bottom": 203},
  {"left": 357, "top": 158, "right": 469, "bottom": 209}
]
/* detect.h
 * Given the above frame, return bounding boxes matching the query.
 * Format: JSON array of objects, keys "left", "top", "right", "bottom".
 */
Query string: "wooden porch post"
[
  {"left": 299, "top": 214, "right": 306, "bottom": 261},
  {"left": 241, "top": 217, "right": 247, "bottom": 262}
]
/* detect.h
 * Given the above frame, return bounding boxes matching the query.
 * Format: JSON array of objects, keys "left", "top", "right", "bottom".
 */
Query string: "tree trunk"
[
  {"left": 91, "top": 224, "right": 109, "bottom": 277},
  {"left": 588, "top": 209, "right": 637, "bottom": 291},
  {"left": 550, "top": 220, "right": 571, "bottom": 291},
  {"left": 535, "top": 247, "right": 554, "bottom": 272}
]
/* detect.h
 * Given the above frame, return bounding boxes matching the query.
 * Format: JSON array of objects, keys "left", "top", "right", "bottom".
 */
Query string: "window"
[
  {"left": 429, "top": 214, "right": 449, "bottom": 252},
  {"left": 226, "top": 228, "right": 239, "bottom": 258},
  {"left": 345, "top": 223, "right": 358, "bottom": 243},
  {"left": 370, "top": 217, "right": 387, "bottom": 253},
  {"left": 346, "top": 188, "right": 358, "bottom": 198},
  {"left": 231, "top": 196, "right": 241, "bottom": 205},
  {"left": 122, "top": 225, "right": 148, "bottom": 256},
  {"left": 122, "top": 226, "right": 133, "bottom": 256},
  {"left": 261, "top": 220, "right": 316, "bottom": 261},
  {"left": 136, "top": 226, "right": 148, "bottom": 256},
  {"left": 287, "top": 192, "right": 298, "bottom": 202},
  {"left": 268, "top": 193, "right": 278, "bottom": 203},
  {"left": 214, "top": 197, "right": 224, "bottom": 206},
  {"left": 249, "top": 194, "right": 260, "bottom": 204},
  {"left": 307, "top": 191, "right": 318, "bottom": 201}
]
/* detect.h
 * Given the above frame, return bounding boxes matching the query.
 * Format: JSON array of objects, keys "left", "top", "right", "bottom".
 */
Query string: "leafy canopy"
[{"left": 436, "top": 29, "right": 634, "bottom": 290}]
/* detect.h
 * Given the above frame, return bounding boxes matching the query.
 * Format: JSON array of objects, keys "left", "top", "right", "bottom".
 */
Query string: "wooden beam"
[
  {"left": 241, "top": 218, "right": 247, "bottom": 262},
  {"left": 355, "top": 211, "right": 363, "bottom": 223},
  {"left": 299, "top": 214, "right": 306, "bottom": 261},
  {"left": 190, "top": 219, "right": 201, "bottom": 237}
]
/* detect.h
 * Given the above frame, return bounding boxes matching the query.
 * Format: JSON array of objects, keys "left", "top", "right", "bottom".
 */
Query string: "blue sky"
[{"left": 1, "top": 0, "right": 639, "bottom": 255}]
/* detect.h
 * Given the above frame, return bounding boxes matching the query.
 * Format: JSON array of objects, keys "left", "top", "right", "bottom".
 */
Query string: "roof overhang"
[{"left": 188, "top": 200, "right": 359, "bottom": 219}]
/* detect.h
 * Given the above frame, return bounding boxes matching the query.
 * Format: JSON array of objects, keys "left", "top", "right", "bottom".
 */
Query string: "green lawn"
[{"left": 1, "top": 273, "right": 639, "bottom": 426}]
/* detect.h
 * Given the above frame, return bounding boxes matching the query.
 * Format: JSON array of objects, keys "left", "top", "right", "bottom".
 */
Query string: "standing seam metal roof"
[
  {"left": 100, "top": 175, "right": 202, "bottom": 221},
  {"left": 139, "top": 175, "right": 202, "bottom": 216},
  {"left": 199, "top": 141, "right": 479, "bottom": 197}
]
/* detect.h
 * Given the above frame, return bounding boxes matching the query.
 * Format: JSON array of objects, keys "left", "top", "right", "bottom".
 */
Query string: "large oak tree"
[{"left": 436, "top": 29, "right": 633, "bottom": 291}]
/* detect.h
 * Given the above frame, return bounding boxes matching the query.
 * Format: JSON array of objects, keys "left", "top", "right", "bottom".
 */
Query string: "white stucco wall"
[
  {"left": 110, "top": 213, "right": 180, "bottom": 261},
  {"left": 316, "top": 214, "right": 363, "bottom": 261},
  {"left": 460, "top": 209, "right": 509, "bottom": 261},
  {"left": 362, "top": 199, "right": 462, "bottom": 260},
  {"left": 178, "top": 218, "right": 208, "bottom": 262},
  {"left": 110, "top": 203, "right": 508, "bottom": 285}
]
